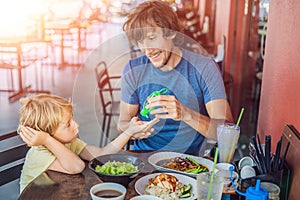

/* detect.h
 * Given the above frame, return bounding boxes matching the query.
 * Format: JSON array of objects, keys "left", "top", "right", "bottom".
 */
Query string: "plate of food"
[
  {"left": 135, "top": 173, "right": 197, "bottom": 200},
  {"left": 148, "top": 151, "right": 214, "bottom": 178}
]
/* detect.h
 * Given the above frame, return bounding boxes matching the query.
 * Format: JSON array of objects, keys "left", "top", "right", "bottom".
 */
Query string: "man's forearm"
[
  {"left": 182, "top": 107, "right": 228, "bottom": 140},
  {"left": 117, "top": 120, "right": 130, "bottom": 134}
]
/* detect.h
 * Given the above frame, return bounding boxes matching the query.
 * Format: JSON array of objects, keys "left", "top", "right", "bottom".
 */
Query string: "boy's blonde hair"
[{"left": 19, "top": 94, "right": 73, "bottom": 135}]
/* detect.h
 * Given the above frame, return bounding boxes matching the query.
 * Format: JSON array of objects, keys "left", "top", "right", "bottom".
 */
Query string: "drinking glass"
[
  {"left": 197, "top": 172, "right": 224, "bottom": 200},
  {"left": 217, "top": 123, "right": 240, "bottom": 163}
]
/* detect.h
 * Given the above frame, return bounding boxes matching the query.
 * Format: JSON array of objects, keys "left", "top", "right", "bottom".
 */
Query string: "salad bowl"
[{"left": 89, "top": 154, "right": 144, "bottom": 186}]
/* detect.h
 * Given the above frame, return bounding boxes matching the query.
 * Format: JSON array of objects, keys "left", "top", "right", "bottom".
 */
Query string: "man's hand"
[
  {"left": 18, "top": 126, "right": 49, "bottom": 146},
  {"left": 125, "top": 117, "right": 159, "bottom": 139},
  {"left": 146, "top": 95, "right": 187, "bottom": 121}
]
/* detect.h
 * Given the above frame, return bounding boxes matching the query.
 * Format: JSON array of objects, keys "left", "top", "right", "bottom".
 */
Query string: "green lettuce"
[{"left": 95, "top": 161, "right": 138, "bottom": 175}]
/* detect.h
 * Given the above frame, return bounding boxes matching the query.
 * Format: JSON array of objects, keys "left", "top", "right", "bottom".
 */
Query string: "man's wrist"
[{"left": 182, "top": 106, "right": 192, "bottom": 121}]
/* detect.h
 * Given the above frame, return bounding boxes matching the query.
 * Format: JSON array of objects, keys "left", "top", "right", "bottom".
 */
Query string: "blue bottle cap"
[
  {"left": 229, "top": 166, "right": 268, "bottom": 200},
  {"left": 245, "top": 179, "right": 268, "bottom": 200}
]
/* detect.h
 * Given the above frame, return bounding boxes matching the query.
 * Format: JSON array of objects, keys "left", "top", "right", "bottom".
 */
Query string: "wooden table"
[{"left": 19, "top": 150, "right": 157, "bottom": 200}]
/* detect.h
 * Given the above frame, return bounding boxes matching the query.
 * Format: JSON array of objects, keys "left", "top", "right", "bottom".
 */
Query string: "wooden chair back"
[{"left": 281, "top": 125, "right": 300, "bottom": 199}]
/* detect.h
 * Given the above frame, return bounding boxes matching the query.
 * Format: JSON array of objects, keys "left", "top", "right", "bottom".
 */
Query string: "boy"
[{"left": 18, "top": 94, "right": 158, "bottom": 192}]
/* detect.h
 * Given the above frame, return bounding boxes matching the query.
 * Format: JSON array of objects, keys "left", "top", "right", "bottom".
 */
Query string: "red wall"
[
  {"left": 215, "top": 0, "right": 231, "bottom": 71},
  {"left": 257, "top": 0, "right": 300, "bottom": 151},
  {"left": 215, "top": 0, "right": 252, "bottom": 119}
]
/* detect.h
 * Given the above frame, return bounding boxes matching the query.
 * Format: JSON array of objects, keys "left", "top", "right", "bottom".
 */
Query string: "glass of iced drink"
[
  {"left": 197, "top": 172, "right": 224, "bottom": 200},
  {"left": 217, "top": 123, "right": 240, "bottom": 163}
]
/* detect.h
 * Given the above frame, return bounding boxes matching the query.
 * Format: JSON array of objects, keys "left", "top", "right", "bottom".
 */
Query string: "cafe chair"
[
  {"left": 95, "top": 61, "right": 121, "bottom": 146},
  {"left": 0, "top": 131, "right": 29, "bottom": 198}
]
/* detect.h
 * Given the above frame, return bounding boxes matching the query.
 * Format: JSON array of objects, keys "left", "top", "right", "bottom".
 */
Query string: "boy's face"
[
  {"left": 137, "top": 27, "right": 175, "bottom": 70},
  {"left": 53, "top": 110, "right": 79, "bottom": 144}
]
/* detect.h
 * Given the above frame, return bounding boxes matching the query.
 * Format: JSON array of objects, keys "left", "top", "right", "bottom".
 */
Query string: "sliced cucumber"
[
  {"left": 180, "top": 192, "right": 192, "bottom": 198},
  {"left": 181, "top": 187, "right": 185, "bottom": 194},
  {"left": 183, "top": 184, "right": 192, "bottom": 193}
]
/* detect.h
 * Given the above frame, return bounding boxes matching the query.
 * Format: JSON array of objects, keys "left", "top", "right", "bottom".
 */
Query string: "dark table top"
[{"left": 18, "top": 150, "right": 157, "bottom": 200}]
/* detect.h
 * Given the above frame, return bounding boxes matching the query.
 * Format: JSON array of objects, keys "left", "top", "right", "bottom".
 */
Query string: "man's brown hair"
[{"left": 123, "top": 0, "right": 183, "bottom": 44}]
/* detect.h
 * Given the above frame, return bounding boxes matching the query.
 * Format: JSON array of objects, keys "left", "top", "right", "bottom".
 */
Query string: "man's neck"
[{"left": 160, "top": 47, "right": 183, "bottom": 72}]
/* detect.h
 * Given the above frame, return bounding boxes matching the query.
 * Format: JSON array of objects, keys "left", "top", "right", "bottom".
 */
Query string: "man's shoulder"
[
  {"left": 129, "top": 55, "right": 149, "bottom": 67},
  {"left": 181, "top": 49, "right": 218, "bottom": 75},
  {"left": 123, "top": 55, "right": 149, "bottom": 74},
  {"left": 182, "top": 48, "right": 212, "bottom": 64}
]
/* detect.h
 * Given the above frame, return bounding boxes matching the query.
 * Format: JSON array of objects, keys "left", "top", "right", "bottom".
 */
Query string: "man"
[{"left": 118, "top": 0, "right": 233, "bottom": 154}]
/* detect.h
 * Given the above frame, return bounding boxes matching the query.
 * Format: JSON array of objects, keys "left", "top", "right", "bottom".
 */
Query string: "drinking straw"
[
  {"left": 207, "top": 147, "right": 219, "bottom": 200},
  {"left": 235, "top": 108, "right": 244, "bottom": 128}
]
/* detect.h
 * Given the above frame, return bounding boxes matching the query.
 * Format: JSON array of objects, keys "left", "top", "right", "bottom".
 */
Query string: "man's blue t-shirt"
[{"left": 121, "top": 49, "right": 226, "bottom": 155}]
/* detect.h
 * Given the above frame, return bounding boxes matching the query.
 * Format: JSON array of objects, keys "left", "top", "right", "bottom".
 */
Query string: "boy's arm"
[
  {"left": 118, "top": 101, "right": 154, "bottom": 140},
  {"left": 105, "top": 117, "right": 158, "bottom": 154},
  {"left": 19, "top": 126, "right": 85, "bottom": 174},
  {"left": 79, "top": 132, "right": 132, "bottom": 161},
  {"left": 117, "top": 101, "right": 139, "bottom": 133},
  {"left": 80, "top": 117, "right": 159, "bottom": 160}
]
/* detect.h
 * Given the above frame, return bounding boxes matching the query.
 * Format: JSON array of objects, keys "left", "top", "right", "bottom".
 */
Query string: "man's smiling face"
[{"left": 137, "top": 27, "right": 175, "bottom": 70}]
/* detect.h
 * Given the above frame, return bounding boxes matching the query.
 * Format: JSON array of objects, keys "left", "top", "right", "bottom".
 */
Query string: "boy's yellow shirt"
[{"left": 20, "top": 138, "right": 86, "bottom": 193}]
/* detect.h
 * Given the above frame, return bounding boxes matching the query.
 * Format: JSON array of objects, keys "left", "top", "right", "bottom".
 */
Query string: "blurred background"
[
  {"left": 0, "top": 0, "right": 270, "bottom": 151},
  {"left": 0, "top": 0, "right": 275, "bottom": 198},
  {"left": 2, "top": 0, "right": 300, "bottom": 199}
]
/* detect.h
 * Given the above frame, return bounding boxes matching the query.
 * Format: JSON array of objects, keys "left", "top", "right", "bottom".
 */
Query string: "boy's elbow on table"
[{"left": 66, "top": 160, "right": 85, "bottom": 174}]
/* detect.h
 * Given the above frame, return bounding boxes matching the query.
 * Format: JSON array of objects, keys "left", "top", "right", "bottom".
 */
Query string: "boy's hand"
[
  {"left": 125, "top": 117, "right": 159, "bottom": 139},
  {"left": 19, "top": 126, "right": 49, "bottom": 146}
]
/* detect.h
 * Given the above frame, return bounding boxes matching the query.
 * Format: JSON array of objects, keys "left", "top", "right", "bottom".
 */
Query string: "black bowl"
[{"left": 89, "top": 154, "right": 144, "bottom": 186}]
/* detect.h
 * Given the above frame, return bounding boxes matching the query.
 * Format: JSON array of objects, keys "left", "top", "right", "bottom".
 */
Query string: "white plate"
[
  {"left": 148, "top": 151, "right": 214, "bottom": 178},
  {"left": 135, "top": 173, "right": 197, "bottom": 200},
  {"left": 130, "top": 195, "right": 163, "bottom": 200}
]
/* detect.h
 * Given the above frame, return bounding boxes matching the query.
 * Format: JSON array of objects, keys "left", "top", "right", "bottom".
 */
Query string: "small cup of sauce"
[{"left": 90, "top": 182, "right": 126, "bottom": 200}]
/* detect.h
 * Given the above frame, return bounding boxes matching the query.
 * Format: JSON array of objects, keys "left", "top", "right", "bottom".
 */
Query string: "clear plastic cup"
[
  {"left": 217, "top": 123, "right": 240, "bottom": 163},
  {"left": 216, "top": 170, "right": 239, "bottom": 193},
  {"left": 197, "top": 172, "right": 224, "bottom": 200},
  {"left": 260, "top": 182, "right": 280, "bottom": 200}
]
